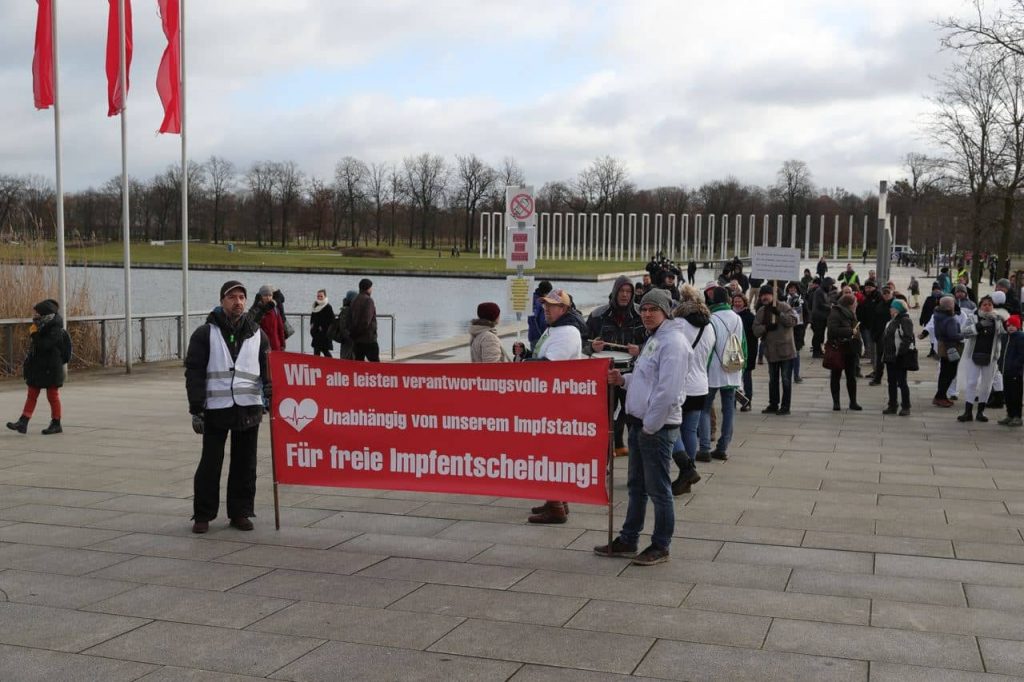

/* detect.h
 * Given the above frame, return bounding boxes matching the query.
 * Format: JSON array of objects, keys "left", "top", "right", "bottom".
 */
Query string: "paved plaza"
[{"left": 2, "top": 294, "right": 1024, "bottom": 680}]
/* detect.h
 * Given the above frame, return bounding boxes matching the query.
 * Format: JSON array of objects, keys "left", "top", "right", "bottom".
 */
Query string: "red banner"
[
  {"left": 32, "top": 0, "right": 54, "bottom": 110},
  {"left": 269, "top": 353, "right": 610, "bottom": 505},
  {"left": 105, "top": 0, "right": 133, "bottom": 117},
  {"left": 156, "top": 0, "right": 181, "bottom": 133}
]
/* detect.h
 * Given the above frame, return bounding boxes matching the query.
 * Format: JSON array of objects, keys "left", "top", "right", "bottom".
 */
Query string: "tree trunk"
[{"left": 1000, "top": 194, "right": 1014, "bottom": 279}]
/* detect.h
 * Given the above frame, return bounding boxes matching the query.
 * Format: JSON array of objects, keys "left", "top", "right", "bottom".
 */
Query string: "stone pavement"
[{"left": 2, "top": 311, "right": 1024, "bottom": 679}]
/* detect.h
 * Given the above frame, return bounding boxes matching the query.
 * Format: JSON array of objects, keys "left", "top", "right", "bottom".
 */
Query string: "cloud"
[{"left": 0, "top": 0, "right": 973, "bottom": 194}]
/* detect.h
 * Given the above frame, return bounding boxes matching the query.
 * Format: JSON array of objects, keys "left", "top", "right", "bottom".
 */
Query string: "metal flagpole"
[
  {"left": 118, "top": 0, "right": 133, "bottom": 373},
  {"left": 180, "top": 0, "right": 189, "bottom": 357},
  {"left": 51, "top": 0, "right": 67, "bottom": 325}
]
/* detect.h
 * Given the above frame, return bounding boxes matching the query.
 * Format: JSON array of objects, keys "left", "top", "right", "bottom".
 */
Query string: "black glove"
[{"left": 192, "top": 413, "right": 205, "bottom": 435}]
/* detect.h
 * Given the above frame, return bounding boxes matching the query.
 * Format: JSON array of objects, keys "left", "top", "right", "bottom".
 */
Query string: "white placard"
[
  {"left": 505, "top": 185, "right": 536, "bottom": 228},
  {"left": 751, "top": 246, "right": 801, "bottom": 282},
  {"left": 505, "top": 226, "right": 537, "bottom": 270},
  {"left": 507, "top": 275, "right": 535, "bottom": 315}
]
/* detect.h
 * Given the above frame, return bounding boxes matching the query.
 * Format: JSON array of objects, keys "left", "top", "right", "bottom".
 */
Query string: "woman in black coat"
[
  {"left": 309, "top": 289, "right": 335, "bottom": 357},
  {"left": 826, "top": 293, "right": 862, "bottom": 411},
  {"left": 732, "top": 293, "right": 757, "bottom": 411},
  {"left": 882, "top": 299, "right": 916, "bottom": 416},
  {"left": 6, "top": 299, "right": 67, "bottom": 435}
]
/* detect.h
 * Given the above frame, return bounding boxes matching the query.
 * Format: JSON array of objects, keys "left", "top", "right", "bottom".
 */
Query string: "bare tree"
[
  {"left": 940, "top": 1, "right": 1024, "bottom": 57},
  {"left": 772, "top": 159, "right": 814, "bottom": 217},
  {"left": 574, "top": 156, "right": 634, "bottom": 213},
  {"left": 387, "top": 166, "right": 405, "bottom": 247},
  {"left": 307, "top": 177, "right": 332, "bottom": 248},
  {"left": 929, "top": 49, "right": 1003, "bottom": 295},
  {"left": 367, "top": 162, "right": 390, "bottom": 245},
  {"left": 403, "top": 153, "right": 449, "bottom": 249},
  {"left": 455, "top": 154, "right": 495, "bottom": 250},
  {"left": 988, "top": 52, "right": 1024, "bottom": 277},
  {"left": 274, "top": 161, "right": 304, "bottom": 247},
  {"left": 245, "top": 162, "right": 276, "bottom": 247},
  {"left": 334, "top": 156, "right": 368, "bottom": 246},
  {"left": 0, "top": 174, "right": 26, "bottom": 236},
  {"left": 205, "top": 156, "right": 235, "bottom": 244}
]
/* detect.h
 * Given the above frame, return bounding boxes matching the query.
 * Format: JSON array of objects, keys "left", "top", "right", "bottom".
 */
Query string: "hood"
[
  {"left": 672, "top": 298, "right": 710, "bottom": 326},
  {"left": 207, "top": 306, "right": 259, "bottom": 338},
  {"left": 609, "top": 275, "right": 634, "bottom": 311},
  {"left": 469, "top": 320, "right": 497, "bottom": 336},
  {"left": 551, "top": 308, "right": 589, "bottom": 336}
]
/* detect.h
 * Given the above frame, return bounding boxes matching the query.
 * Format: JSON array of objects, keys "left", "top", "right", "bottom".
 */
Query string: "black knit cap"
[
  {"left": 220, "top": 280, "right": 246, "bottom": 300},
  {"left": 33, "top": 299, "right": 59, "bottom": 316},
  {"left": 359, "top": 278, "right": 373, "bottom": 292}
]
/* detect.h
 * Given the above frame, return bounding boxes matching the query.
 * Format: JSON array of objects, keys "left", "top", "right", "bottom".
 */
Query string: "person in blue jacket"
[{"left": 527, "top": 280, "right": 553, "bottom": 350}]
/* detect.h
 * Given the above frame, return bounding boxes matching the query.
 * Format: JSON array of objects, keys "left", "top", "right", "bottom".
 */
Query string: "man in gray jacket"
[
  {"left": 752, "top": 284, "right": 797, "bottom": 415},
  {"left": 595, "top": 289, "right": 690, "bottom": 566}
]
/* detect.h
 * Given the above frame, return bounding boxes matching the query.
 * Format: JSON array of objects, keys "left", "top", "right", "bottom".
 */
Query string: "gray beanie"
[
  {"left": 258, "top": 284, "right": 274, "bottom": 297},
  {"left": 997, "top": 278, "right": 1011, "bottom": 289},
  {"left": 640, "top": 289, "right": 674, "bottom": 317}
]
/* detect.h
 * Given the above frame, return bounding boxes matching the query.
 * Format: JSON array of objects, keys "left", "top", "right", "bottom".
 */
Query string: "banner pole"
[
  {"left": 51, "top": 0, "right": 67, "bottom": 326},
  {"left": 605, "top": 359, "right": 615, "bottom": 554},
  {"left": 118, "top": 0, "right": 133, "bottom": 373},
  {"left": 268, "top": 406, "right": 281, "bottom": 530}
]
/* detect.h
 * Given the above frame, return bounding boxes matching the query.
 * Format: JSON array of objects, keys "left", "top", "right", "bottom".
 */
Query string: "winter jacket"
[
  {"left": 670, "top": 299, "right": 716, "bottom": 398},
  {"left": 184, "top": 307, "right": 270, "bottom": 432},
  {"left": 810, "top": 282, "right": 835, "bottom": 325},
  {"left": 259, "top": 306, "right": 286, "bottom": 351},
  {"left": 932, "top": 308, "right": 964, "bottom": 352},
  {"left": 532, "top": 309, "right": 587, "bottom": 361},
  {"left": 1002, "top": 330, "right": 1024, "bottom": 377},
  {"left": 961, "top": 308, "right": 1008, "bottom": 366},
  {"left": 469, "top": 320, "right": 510, "bottom": 363},
  {"left": 920, "top": 292, "right": 941, "bottom": 327},
  {"left": 585, "top": 275, "right": 645, "bottom": 351},
  {"left": 882, "top": 312, "right": 915, "bottom": 366},
  {"left": 623, "top": 319, "right": 689, "bottom": 434},
  {"left": 753, "top": 300, "right": 797, "bottom": 363},
  {"left": 22, "top": 313, "right": 66, "bottom": 388},
  {"left": 349, "top": 292, "right": 378, "bottom": 344},
  {"left": 527, "top": 290, "right": 549, "bottom": 347},
  {"left": 826, "top": 304, "right": 858, "bottom": 358},
  {"left": 736, "top": 308, "right": 757, "bottom": 371},
  {"left": 310, "top": 302, "right": 335, "bottom": 353},
  {"left": 706, "top": 305, "right": 745, "bottom": 388}
]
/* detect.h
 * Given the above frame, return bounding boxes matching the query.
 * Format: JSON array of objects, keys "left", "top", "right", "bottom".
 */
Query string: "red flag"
[
  {"left": 105, "top": 0, "right": 133, "bottom": 117},
  {"left": 32, "top": 0, "right": 54, "bottom": 110},
  {"left": 156, "top": 0, "right": 181, "bottom": 134}
]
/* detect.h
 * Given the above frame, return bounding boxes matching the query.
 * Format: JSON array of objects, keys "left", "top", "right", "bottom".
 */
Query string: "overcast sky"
[{"left": 0, "top": 0, "right": 982, "bottom": 194}]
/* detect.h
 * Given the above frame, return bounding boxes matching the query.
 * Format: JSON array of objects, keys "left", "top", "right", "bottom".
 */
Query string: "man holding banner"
[{"left": 596, "top": 289, "right": 689, "bottom": 566}]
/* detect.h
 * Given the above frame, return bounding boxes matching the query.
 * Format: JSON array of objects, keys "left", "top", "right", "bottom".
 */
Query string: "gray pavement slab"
[
  {"left": 389, "top": 583, "right": 587, "bottom": 626},
  {"left": 230, "top": 567, "right": 420, "bottom": 607},
  {"left": 84, "top": 584, "right": 294, "bottom": 628},
  {"left": 0, "top": 601, "right": 148, "bottom": 652},
  {"left": 965, "top": 584, "right": 1024, "bottom": 612},
  {"left": 787, "top": 568, "right": 967, "bottom": 606},
  {"left": 634, "top": 639, "right": 868, "bottom": 682},
  {"left": 871, "top": 600, "right": 1024, "bottom": 640},
  {"left": 978, "top": 638, "right": 1024, "bottom": 676},
  {"left": 214, "top": 543, "right": 387, "bottom": 574},
  {"left": 868, "top": 663, "right": 1024, "bottom": 682},
  {"left": 356, "top": 556, "right": 531, "bottom": 589},
  {"left": 0, "top": 569, "right": 135, "bottom": 609},
  {"left": 684, "top": 583, "right": 870, "bottom": 625},
  {"left": 270, "top": 640, "right": 522, "bottom": 682},
  {"left": 335, "top": 531, "right": 491, "bottom": 561},
  {"left": 509, "top": 568, "right": 691, "bottom": 606},
  {"left": 429, "top": 619, "right": 652, "bottom": 674},
  {"left": 87, "top": 555, "right": 272, "bottom": 591},
  {"left": 138, "top": 667, "right": 269, "bottom": 682},
  {"left": 84, "top": 621, "right": 324, "bottom": 677},
  {"left": 0, "top": 643, "right": 157, "bottom": 682}
]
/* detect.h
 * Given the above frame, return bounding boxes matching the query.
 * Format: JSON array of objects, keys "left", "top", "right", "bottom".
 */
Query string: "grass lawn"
[{"left": 0, "top": 241, "right": 647, "bottom": 277}]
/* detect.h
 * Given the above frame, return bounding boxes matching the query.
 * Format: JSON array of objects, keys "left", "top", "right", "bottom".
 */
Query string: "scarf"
[{"left": 312, "top": 298, "right": 330, "bottom": 314}]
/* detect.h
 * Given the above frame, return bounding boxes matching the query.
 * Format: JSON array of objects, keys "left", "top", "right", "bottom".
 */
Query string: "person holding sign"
[
  {"left": 595, "top": 289, "right": 689, "bottom": 566},
  {"left": 185, "top": 281, "right": 272, "bottom": 534},
  {"left": 752, "top": 285, "right": 798, "bottom": 415},
  {"left": 527, "top": 288, "right": 587, "bottom": 524}
]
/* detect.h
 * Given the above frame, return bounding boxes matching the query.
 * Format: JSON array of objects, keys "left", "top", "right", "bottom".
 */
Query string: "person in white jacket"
[
  {"left": 668, "top": 285, "right": 716, "bottom": 495},
  {"left": 595, "top": 289, "right": 689, "bottom": 566},
  {"left": 697, "top": 285, "right": 746, "bottom": 462}
]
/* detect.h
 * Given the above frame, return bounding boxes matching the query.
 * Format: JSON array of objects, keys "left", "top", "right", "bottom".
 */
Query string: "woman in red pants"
[{"left": 6, "top": 299, "right": 67, "bottom": 435}]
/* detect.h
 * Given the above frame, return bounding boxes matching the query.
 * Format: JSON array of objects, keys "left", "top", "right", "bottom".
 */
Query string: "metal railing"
[{"left": 0, "top": 311, "right": 396, "bottom": 374}]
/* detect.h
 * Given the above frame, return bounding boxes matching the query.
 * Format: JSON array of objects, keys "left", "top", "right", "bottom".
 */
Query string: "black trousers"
[
  {"left": 193, "top": 424, "right": 258, "bottom": 522},
  {"left": 1006, "top": 374, "right": 1023, "bottom": 418},
  {"left": 935, "top": 357, "right": 959, "bottom": 400},
  {"left": 830, "top": 355, "right": 858, "bottom": 406},
  {"left": 613, "top": 386, "right": 627, "bottom": 448},
  {"left": 354, "top": 341, "right": 381, "bottom": 362},
  {"left": 886, "top": 362, "right": 910, "bottom": 408},
  {"left": 811, "top": 320, "right": 827, "bottom": 356}
]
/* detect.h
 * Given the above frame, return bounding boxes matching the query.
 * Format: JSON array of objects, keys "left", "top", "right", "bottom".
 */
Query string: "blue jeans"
[
  {"left": 768, "top": 359, "right": 794, "bottom": 410},
  {"left": 792, "top": 352, "right": 801, "bottom": 379},
  {"left": 742, "top": 368, "right": 753, "bottom": 399},
  {"left": 673, "top": 408, "right": 703, "bottom": 464},
  {"left": 699, "top": 387, "right": 735, "bottom": 453},
  {"left": 620, "top": 425, "right": 677, "bottom": 550}
]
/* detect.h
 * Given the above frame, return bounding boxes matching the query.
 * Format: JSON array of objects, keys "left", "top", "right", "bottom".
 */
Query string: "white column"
[
  {"left": 818, "top": 215, "right": 825, "bottom": 258},
  {"left": 603, "top": 213, "right": 612, "bottom": 261},
  {"left": 804, "top": 215, "right": 811, "bottom": 258},
  {"left": 748, "top": 214, "right": 755, "bottom": 256},
  {"left": 681, "top": 214, "right": 689, "bottom": 260},
  {"left": 761, "top": 214, "right": 768, "bottom": 247},
  {"left": 641, "top": 213, "right": 650, "bottom": 259},
  {"left": 616, "top": 213, "right": 625, "bottom": 260},
  {"left": 776, "top": 214, "right": 783, "bottom": 247},
  {"left": 847, "top": 215, "right": 854, "bottom": 260},
  {"left": 707, "top": 214, "right": 716, "bottom": 262},
  {"left": 720, "top": 213, "right": 728, "bottom": 260},
  {"left": 833, "top": 214, "right": 839, "bottom": 259},
  {"left": 553, "top": 212, "right": 563, "bottom": 260},
  {"left": 695, "top": 214, "right": 703, "bottom": 262},
  {"left": 862, "top": 214, "right": 868, "bottom": 255}
]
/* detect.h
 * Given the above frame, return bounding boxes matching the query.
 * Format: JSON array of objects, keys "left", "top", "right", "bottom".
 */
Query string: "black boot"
[
  {"left": 957, "top": 403, "right": 974, "bottom": 422},
  {"left": 882, "top": 404, "right": 897, "bottom": 415},
  {"left": 848, "top": 384, "right": 862, "bottom": 411},
  {"left": 988, "top": 391, "right": 1005, "bottom": 409},
  {"left": 41, "top": 419, "right": 62, "bottom": 435},
  {"left": 975, "top": 402, "right": 988, "bottom": 423},
  {"left": 5, "top": 416, "right": 28, "bottom": 434}
]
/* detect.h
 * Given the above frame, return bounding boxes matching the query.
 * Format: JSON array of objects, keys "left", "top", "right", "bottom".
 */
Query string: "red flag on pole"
[
  {"left": 105, "top": 0, "right": 133, "bottom": 117},
  {"left": 156, "top": 0, "right": 181, "bottom": 134},
  {"left": 32, "top": 0, "right": 54, "bottom": 109}
]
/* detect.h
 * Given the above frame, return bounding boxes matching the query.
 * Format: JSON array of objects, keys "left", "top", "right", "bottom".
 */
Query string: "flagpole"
[
  {"left": 118, "top": 0, "right": 133, "bottom": 373},
  {"left": 51, "top": 0, "right": 67, "bottom": 326},
  {"left": 180, "top": 0, "right": 189, "bottom": 359}
]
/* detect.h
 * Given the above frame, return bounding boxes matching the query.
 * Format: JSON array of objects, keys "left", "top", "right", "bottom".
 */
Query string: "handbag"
[
  {"left": 283, "top": 318, "right": 295, "bottom": 339},
  {"left": 822, "top": 341, "right": 845, "bottom": 370}
]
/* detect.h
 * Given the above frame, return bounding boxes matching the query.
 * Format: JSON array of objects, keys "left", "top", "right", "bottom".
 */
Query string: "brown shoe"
[
  {"left": 530, "top": 501, "right": 570, "bottom": 515},
  {"left": 528, "top": 503, "right": 567, "bottom": 524},
  {"left": 191, "top": 520, "right": 209, "bottom": 534},
  {"left": 614, "top": 446, "right": 629, "bottom": 457},
  {"left": 229, "top": 516, "right": 254, "bottom": 531}
]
